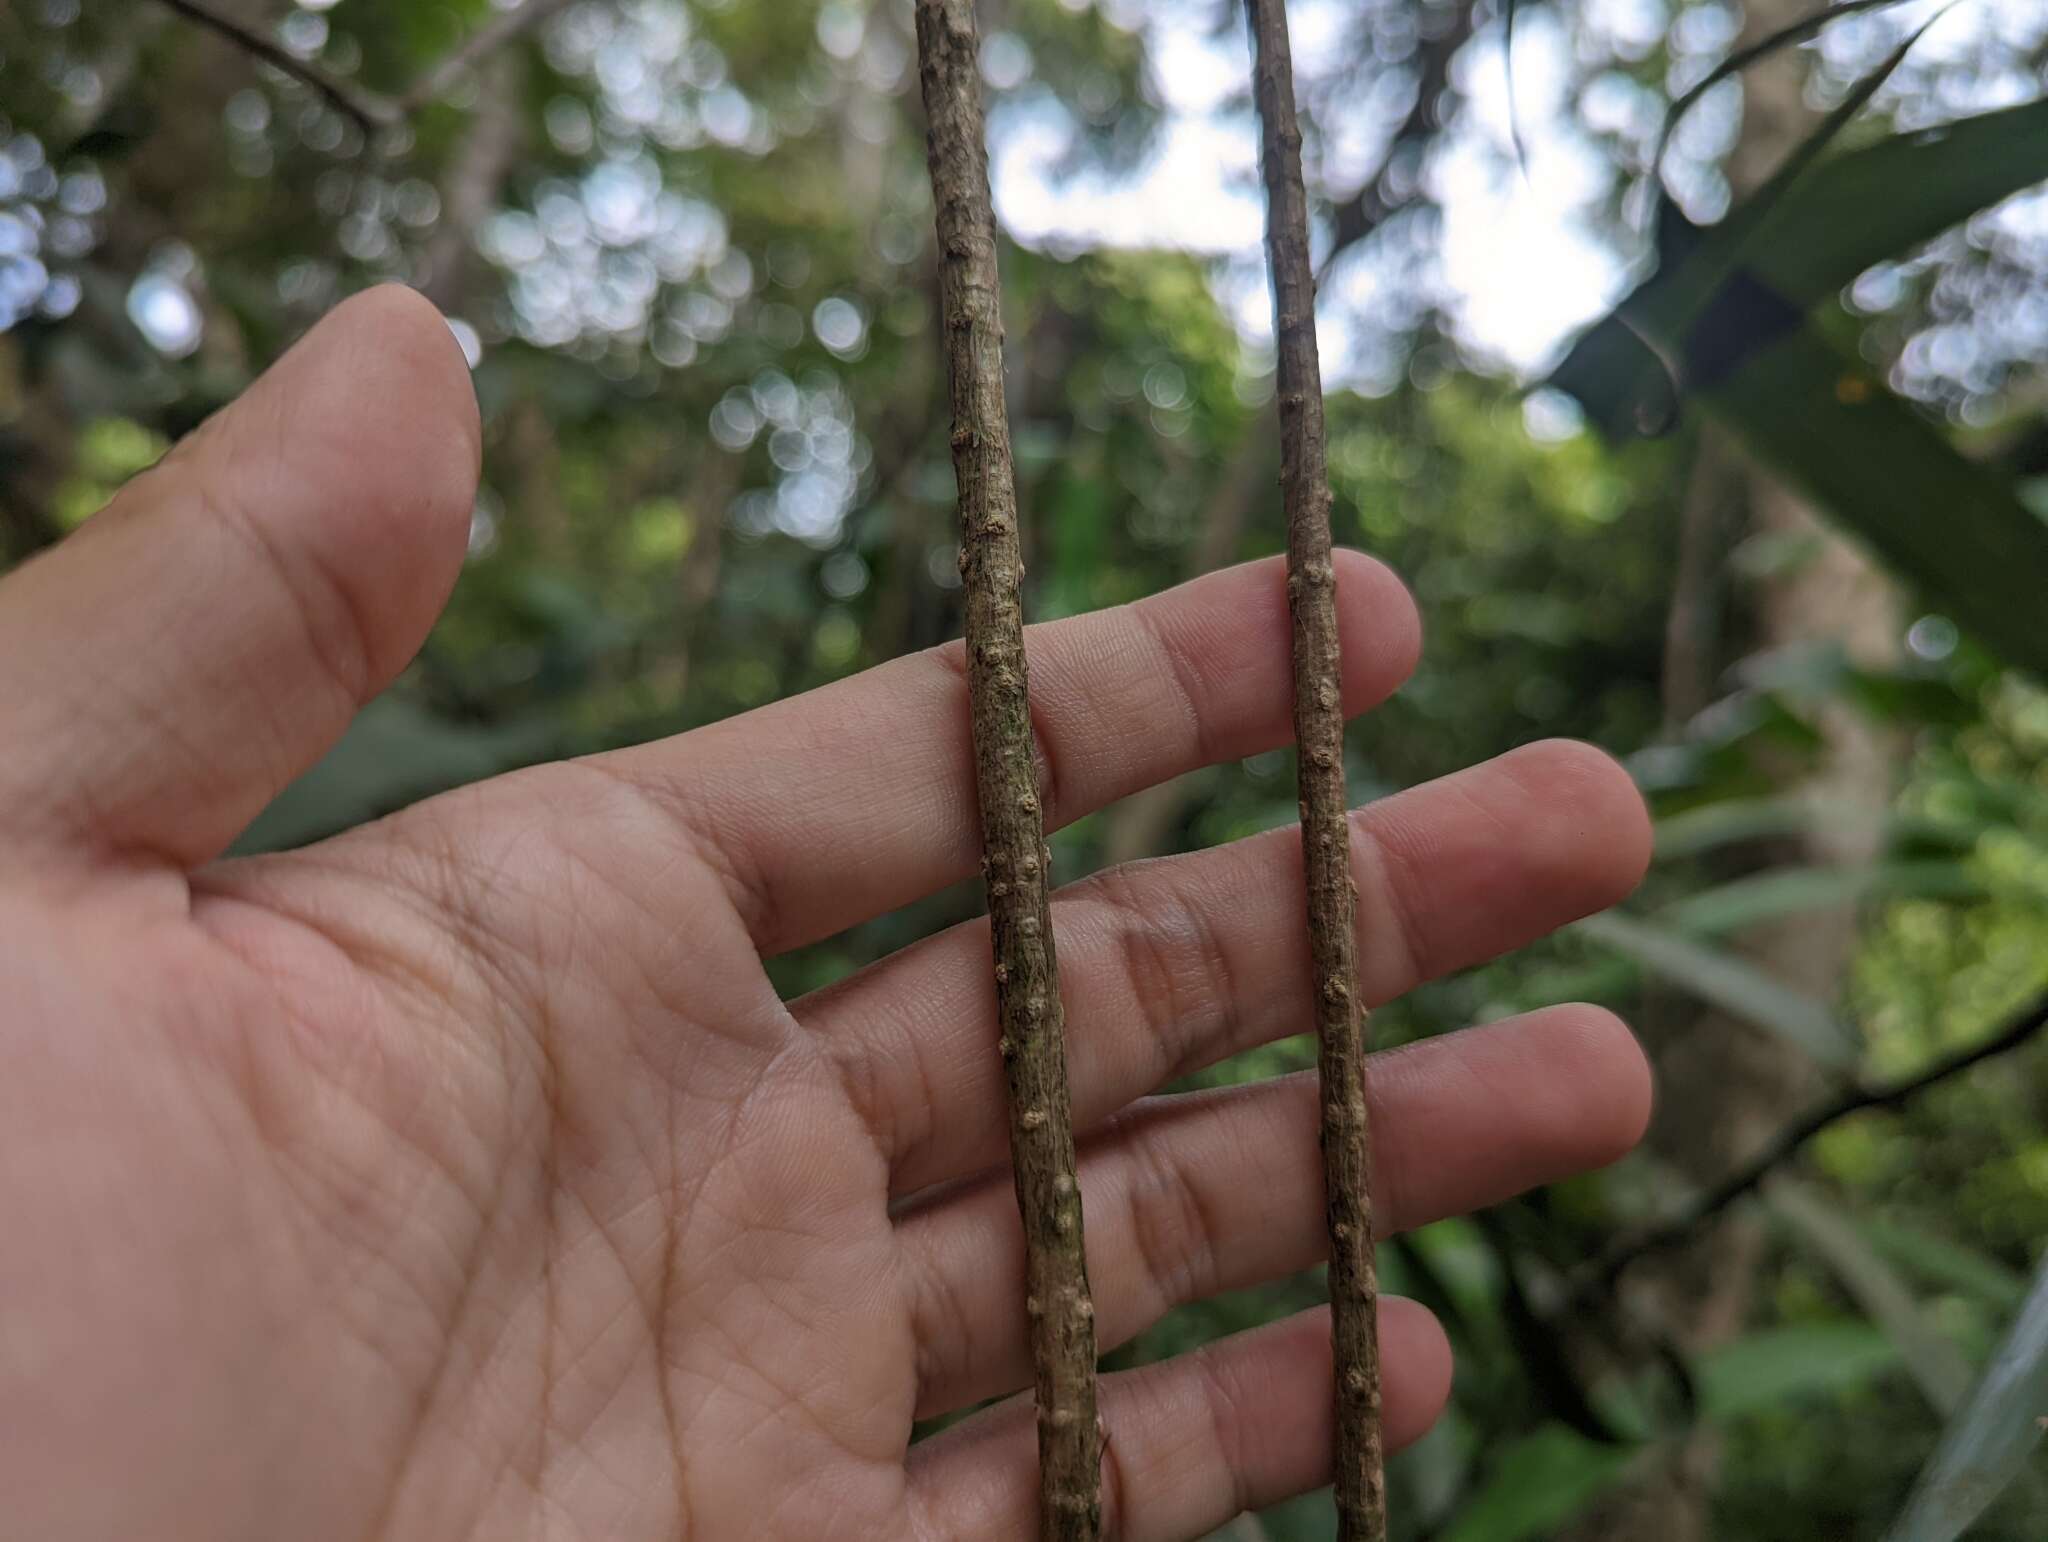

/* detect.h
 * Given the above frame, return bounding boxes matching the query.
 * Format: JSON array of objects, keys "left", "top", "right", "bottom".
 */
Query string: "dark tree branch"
[
  {"left": 1579, "top": 989, "right": 2048, "bottom": 1303},
  {"left": 915, "top": 3, "right": 1102, "bottom": 1538},
  {"left": 1247, "top": 3, "right": 1385, "bottom": 1538},
  {"left": 152, "top": 0, "right": 399, "bottom": 133},
  {"left": 153, "top": 0, "right": 578, "bottom": 141},
  {"left": 1323, "top": 0, "right": 1475, "bottom": 268}
]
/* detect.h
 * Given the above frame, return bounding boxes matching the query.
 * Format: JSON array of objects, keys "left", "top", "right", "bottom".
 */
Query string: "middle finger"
[
  {"left": 799, "top": 738, "right": 1649, "bottom": 1195},
  {"left": 894, "top": 1005, "right": 1651, "bottom": 1419}
]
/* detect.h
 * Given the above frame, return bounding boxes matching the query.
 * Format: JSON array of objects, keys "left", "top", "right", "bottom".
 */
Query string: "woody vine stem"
[
  {"left": 914, "top": 3, "right": 1103, "bottom": 1539},
  {"left": 1246, "top": 1, "right": 1388, "bottom": 1538}
]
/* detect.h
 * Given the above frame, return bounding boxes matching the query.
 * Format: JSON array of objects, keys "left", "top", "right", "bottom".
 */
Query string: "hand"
[{"left": 0, "top": 289, "right": 1653, "bottom": 1541}]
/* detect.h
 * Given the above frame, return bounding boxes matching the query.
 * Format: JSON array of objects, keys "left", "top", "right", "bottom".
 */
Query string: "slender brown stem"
[
  {"left": 914, "top": 4, "right": 1101, "bottom": 1538},
  {"left": 1245, "top": 4, "right": 1385, "bottom": 1538}
]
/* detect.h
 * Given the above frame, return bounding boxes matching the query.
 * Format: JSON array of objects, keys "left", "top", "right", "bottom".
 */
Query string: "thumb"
[{"left": 0, "top": 285, "right": 479, "bottom": 870}]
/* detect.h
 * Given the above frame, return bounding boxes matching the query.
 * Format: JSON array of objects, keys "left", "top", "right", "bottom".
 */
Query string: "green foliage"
[
  {"left": 1696, "top": 1321, "right": 1902, "bottom": 1420},
  {"left": 1552, "top": 86, "right": 2048, "bottom": 677},
  {"left": 1700, "top": 324, "right": 2048, "bottom": 681},
  {"left": 52, "top": 416, "right": 167, "bottom": 527},
  {"left": 1440, "top": 1426, "right": 1636, "bottom": 1542}
]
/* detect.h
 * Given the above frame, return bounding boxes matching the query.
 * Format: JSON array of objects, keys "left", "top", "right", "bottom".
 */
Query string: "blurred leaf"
[
  {"left": 1687, "top": 5, "right": 1953, "bottom": 288},
  {"left": 1551, "top": 87, "right": 2048, "bottom": 675},
  {"left": 1731, "top": 644, "right": 1979, "bottom": 730},
  {"left": 1860, "top": 1218, "right": 2029, "bottom": 1312},
  {"left": 1409, "top": 1218, "right": 1507, "bottom": 1331},
  {"left": 1390, "top": 1233, "right": 1480, "bottom": 1350},
  {"left": 1505, "top": 955, "right": 1642, "bottom": 1015},
  {"left": 1884, "top": 1251, "right": 2048, "bottom": 1542},
  {"left": 1700, "top": 326, "right": 2048, "bottom": 679},
  {"left": 1653, "top": 797, "right": 1981, "bottom": 862},
  {"left": 1770, "top": 1178, "right": 1975, "bottom": 1415},
  {"left": 1574, "top": 911, "right": 1862, "bottom": 1068},
  {"left": 1842, "top": 668, "right": 1981, "bottom": 730},
  {"left": 1697, "top": 1321, "right": 1900, "bottom": 1420},
  {"left": 1442, "top": 1425, "right": 1637, "bottom": 1542},
  {"left": 1661, "top": 861, "right": 1986, "bottom": 934},
  {"left": 1556, "top": 10, "right": 1964, "bottom": 438},
  {"left": 1747, "top": 96, "right": 2048, "bottom": 311}
]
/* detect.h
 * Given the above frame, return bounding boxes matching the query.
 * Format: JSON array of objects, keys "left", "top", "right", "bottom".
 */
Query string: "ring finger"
[{"left": 895, "top": 1004, "right": 1650, "bottom": 1419}]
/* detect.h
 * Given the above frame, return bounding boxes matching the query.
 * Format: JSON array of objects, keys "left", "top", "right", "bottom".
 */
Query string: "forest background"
[{"left": 3, "top": 0, "right": 2046, "bottom": 1535}]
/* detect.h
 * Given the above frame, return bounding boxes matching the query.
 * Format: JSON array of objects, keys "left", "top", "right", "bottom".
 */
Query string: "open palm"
[{"left": 1, "top": 290, "right": 1653, "bottom": 1541}]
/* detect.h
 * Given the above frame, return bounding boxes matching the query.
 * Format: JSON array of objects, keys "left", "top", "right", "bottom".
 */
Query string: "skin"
[{"left": 0, "top": 288, "right": 1656, "bottom": 1541}]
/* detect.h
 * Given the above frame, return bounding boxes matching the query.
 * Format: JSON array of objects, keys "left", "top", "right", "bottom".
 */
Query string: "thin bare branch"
[
  {"left": 1246, "top": 2, "right": 1385, "bottom": 1538},
  {"left": 150, "top": 0, "right": 400, "bottom": 133},
  {"left": 1578, "top": 988, "right": 2048, "bottom": 1305},
  {"left": 915, "top": 2, "right": 1102, "bottom": 1537},
  {"left": 152, "top": 0, "right": 577, "bottom": 140},
  {"left": 1324, "top": 0, "right": 1475, "bottom": 270}
]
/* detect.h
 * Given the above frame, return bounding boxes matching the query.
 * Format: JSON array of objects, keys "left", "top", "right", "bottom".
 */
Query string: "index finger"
[{"left": 595, "top": 551, "right": 1421, "bottom": 955}]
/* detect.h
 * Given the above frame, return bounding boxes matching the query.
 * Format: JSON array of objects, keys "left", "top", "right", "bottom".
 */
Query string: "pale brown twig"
[
  {"left": 914, "top": 3, "right": 1102, "bottom": 1538},
  {"left": 1246, "top": 2, "right": 1386, "bottom": 1537}
]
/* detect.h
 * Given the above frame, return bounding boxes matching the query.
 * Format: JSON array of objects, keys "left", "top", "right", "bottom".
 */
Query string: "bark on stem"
[
  {"left": 914, "top": 5, "right": 1102, "bottom": 1539},
  {"left": 1245, "top": 3, "right": 1387, "bottom": 1538}
]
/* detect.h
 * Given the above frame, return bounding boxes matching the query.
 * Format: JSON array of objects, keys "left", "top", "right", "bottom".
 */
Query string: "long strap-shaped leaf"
[
  {"left": 1552, "top": 5, "right": 1969, "bottom": 435},
  {"left": 1768, "top": 1178, "right": 1975, "bottom": 1416},
  {"left": 1699, "top": 325, "right": 2048, "bottom": 677},
  {"left": 1573, "top": 911, "right": 1861, "bottom": 1069},
  {"left": 1652, "top": 0, "right": 1923, "bottom": 177},
  {"left": 1884, "top": 1250, "right": 2048, "bottom": 1542},
  {"left": 1742, "top": 95, "right": 2048, "bottom": 306},
  {"left": 1552, "top": 91, "right": 2048, "bottom": 437},
  {"left": 1550, "top": 67, "right": 2048, "bottom": 675}
]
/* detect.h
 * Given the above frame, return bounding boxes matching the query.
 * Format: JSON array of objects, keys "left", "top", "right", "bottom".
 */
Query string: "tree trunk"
[{"left": 419, "top": 50, "right": 525, "bottom": 316}]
